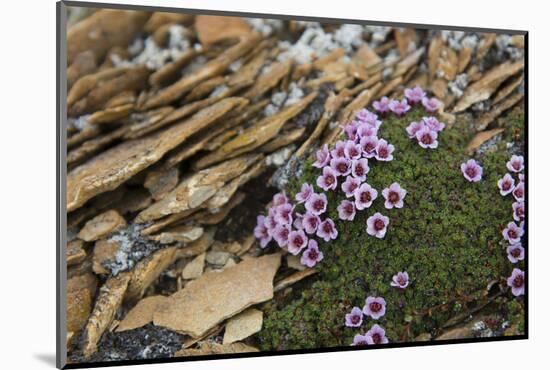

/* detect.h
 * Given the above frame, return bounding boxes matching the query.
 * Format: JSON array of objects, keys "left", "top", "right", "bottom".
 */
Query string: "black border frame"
[{"left": 57, "top": 1, "right": 528, "bottom": 369}]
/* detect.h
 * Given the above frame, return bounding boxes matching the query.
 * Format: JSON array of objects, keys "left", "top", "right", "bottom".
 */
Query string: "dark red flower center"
[
  {"left": 370, "top": 302, "right": 382, "bottom": 313},
  {"left": 356, "top": 340, "right": 368, "bottom": 346},
  {"left": 325, "top": 175, "right": 335, "bottom": 185},
  {"left": 293, "top": 235, "right": 303, "bottom": 246},
  {"left": 308, "top": 249, "right": 319, "bottom": 260},
  {"left": 350, "top": 147, "right": 359, "bottom": 157},
  {"left": 355, "top": 164, "right": 364, "bottom": 176},
  {"left": 365, "top": 142, "right": 375, "bottom": 153},
  {"left": 502, "top": 180, "right": 511, "bottom": 190},
  {"left": 513, "top": 162, "right": 521, "bottom": 170},
  {"left": 513, "top": 274, "right": 524, "bottom": 288},
  {"left": 398, "top": 276, "right": 407, "bottom": 286},
  {"left": 511, "top": 248, "right": 521, "bottom": 258},
  {"left": 371, "top": 333, "right": 382, "bottom": 344},
  {"left": 360, "top": 191, "right": 372, "bottom": 203},
  {"left": 351, "top": 315, "right": 361, "bottom": 324},
  {"left": 345, "top": 203, "right": 354, "bottom": 213},
  {"left": 323, "top": 222, "right": 333, "bottom": 233},
  {"left": 314, "top": 200, "right": 324, "bottom": 211},
  {"left": 279, "top": 228, "right": 289, "bottom": 239},
  {"left": 466, "top": 167, "right": 477, "bottom": 178},
  {"left": 517, "top": 207, "right": 524, "bottom": 217},
  {"left": 308, "top": 217, "right": 318, "bottom": 228},
  {"left": 388, "top": 191, "right": 399, "bottom": 203},
  {"left": 420, "top": 133, "right": 433, "bottom": 145},
  {"left": 338, "top": 162, "right": 348, "bottom": 173},
  {"left": 378, "top": 147, "right": 388, "bottom": 158},
  {"left": 374, "top": 219, "right": 385, "bottom": 231},
  {"left": 514, "top": 187, "right": 524, "bottom": 198},
  {"left": 508, "top": 229, "right": 518, "bottom": 239}
]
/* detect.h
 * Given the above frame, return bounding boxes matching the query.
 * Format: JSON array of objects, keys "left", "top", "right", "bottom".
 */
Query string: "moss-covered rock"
[{"left": 258, "top": 104, "right": 525, "bottom": 350}]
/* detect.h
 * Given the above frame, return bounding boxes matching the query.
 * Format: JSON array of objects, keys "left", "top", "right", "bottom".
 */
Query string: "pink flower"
[
  {"left": 405, "top": 121, "right": 425, "bottom": 139},
  {"left": 293, "top": 212, "right": 304, "bottom": 230},
  {"left": 506, "top": 155, "right": 524, "bottom": 173},
  {"left": 317, "top": 218, "right": 338, "bottom": 241},
  {"left": 497, "top": 173, "right": 516, "bottom": 196},
  {"left": 354, "top": 183, "right": 378, "bottom": 210},
  {"left": 313, "top": 144, "right": 331, "bottom": 168},
  {"left": 512, "top": 181, "right": 524, "bottom": 201},
  {"left": 305, "top": 193, "right": 328, "bottom": 216},
  {"left": 382, "top": 182, "right": 407, "bottom": 209},
  {"left": 373, "top": 96, "right": 391, "bottom": 114},
  {"left": 502, "top": 221, "right": 524, "bottom": 244},
  {"left": 351, "top": 158, "right": 370, "bottom": 181},
  {"left": 302, "top": 212, "right": 321, "bottom": 234},
  {"left": 300, "top": 239, "right": 324, "bottom": 267},
  {"left": 356, "top": 109, "right": 382, "bottom": 129},
  {"left": 421, "top": 97, "right": 441, "bottom": 112},
  {"left": 363, "top": 296, "right": 386, "bottom": 320},
  {"left": 461, "top": 159, "right": 483, "bottom": 182},
  {"left": 365, "top": 324, "right": 389, "bottom": 344},
  {"left": 513, "top": 201, "right": 525, "bottom": 222},
  {"left": 330, "top": 157, "right": 352, "bottom": 177},
  {"left": 519, "top": 173, "right": 525, "bottom": 182},
  {"left": 422, "top": 116, "right": 445, "bottom": 132},
  {"left": 356, "top": 123, "right": 378, "bottom": 139},
  {"left": 295, "top": 183, "right": 314, "bottom": 204},
  {"left": 254, "top": 215, "right": 272, "bottom": 248},
  {"left": 389, "top": 99, "right": 410, "bottom": 116},
  {"left": 375, "top": 139, "right": 395, "bottom": 161},
  {"left": 344, "top": 140, "right": 362, "bottom": 160},
  {"left": 390, "top": 271, "right": 410, "bottom": 289},
  {"left": 366, "top": 212, "right": 389, "bottom": 238},
  {"left": 287, "top": 229, "right": 308, "bottom": 255},
  {"left": 342, "top": 176, "right": 361, "bottom": 198},
  {"left": 272, "top": 192, "right": 289, "bottom": 206},
  {"left": 316, "top": 166, "right": 338, "bottom": 191},
  {"left": 359, "top": 136, "right": 379, "bottom": 158},
  {"left": 506, "top": 268, "right": 524, "bottom": 297},
  {"left": 331, "top": 140, "right": 346, "bottom": 158},
  {"left": 274, "top": 203, "right": 294, "bottom": 225},
  {"left": 337, "top": 199, "right": 356, "bottom": 221},
  {"left": 404, "top": 86, "right": 426, "bottom": 104},
  {"left": 415, "top": 127, "right": 438, "bottom": 149},
  {"left": 273, "top": 224, "right": 291, "bottom": 247},
  {"left": 344, "top": 121, "right": 358, "bottom": 141},
  {"left": 345, "top": 307, "right": 363, "bottom": 327},
  {"left": 506, "top": 244, "right": 525, "bottom": 264},
  {"left": 351, "top": 334, "right": 370, "bottom": 346},
  {"left": 264, "top": 211, "right": 278, "bottom": 236}
]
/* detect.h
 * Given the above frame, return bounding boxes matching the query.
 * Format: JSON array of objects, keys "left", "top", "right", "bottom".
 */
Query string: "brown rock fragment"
[
  {"left": 67, "top": 239, "right": 87, "bottom": 266},
  {"left": 175, "top": 342, "right": 259, "bottom": 357},
  {"left": 92, "top": 239, "right": 120, "bottom": 275},
  {"left": 67, "top": 272, "right": 97, "bottom": 334},
  {"left": 153, "top": 253, "right": 281, "bottom": 337},
  {"left": 223, "top": 308, "right": 263, "bottom": 344},
  {"left": 116, "top": 295, "right": 168, "bottom": 332},
  {"left": 195, "top": 15, "right": 252, "bottom": 47},
  {"left": 181, "top": 253, "right": 206, "bottom": 280},
  {"left": 77, "top": 210, "right": 126, "bottom": 242}
]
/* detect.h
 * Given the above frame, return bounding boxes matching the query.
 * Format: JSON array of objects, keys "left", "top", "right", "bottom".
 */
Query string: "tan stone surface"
[
  {"left": 223, "top": 308, "right": 263, "bottom": 344},
  {"left": 93, "top": 239, "right": 120, "bottom": 275},
  {"left": 116, "top": 295, "right": 168, "bottom": 332},
  {"left": 77, "top": 210, "right": 126, "bottom": 242},
  {"left": 67, "top": 273, "right": 97, "bottom": 334},
  {"left": 150, "top": 225, "right": 204, "bottom": 245},
  {"left": 154, "top": 253, "right": 281, "bottom": 337},
  {"left": 181, "top": 253, "right": 206, "bottom": 280},
  {"left": 195, "top": 15, "right": 252, "bottom": 47},
  {"left": 67, "top": 239, "right": 87, "bottom": 266},
  {"left": 175, "top": 342, "right": 259, "bottom": 357}
]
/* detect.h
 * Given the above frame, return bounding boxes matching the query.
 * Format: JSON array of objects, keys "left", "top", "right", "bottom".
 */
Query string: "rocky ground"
[{"left": 65, "top": 7, "right": 525, "bottom": 365}]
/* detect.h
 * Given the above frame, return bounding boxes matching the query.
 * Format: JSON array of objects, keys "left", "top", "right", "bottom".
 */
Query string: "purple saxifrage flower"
[
  {"left": 363, "top": 296, "right": 386, "bottom": 320},
  {"left": 382, "top": 182, "right": 407, "bottom": 209},
  {"left": 302, "top": 212, "right": 321, "bottom": 234},
  {"left": 373, "top": 96, "right": 391, "bottom": 114},
  {"left": 342, "top": 176, "right": 361, "bottom": 198},
  {"left": 506, "top": 244, "right": 525, "bottom": 264},
  {"left": 337, "top": 199, "right": 357, "bottom": 221},
  {"left": 330, "top": 157, "right": 352, "bottom": 177},
  {"left": 300, "top": 239, "right": 324, "bottom": 267},
  {"left": 344, "top": 140, "right": 362, "bottom": 160},
  {"left": 357, "top": 123, "right": 378, "bottom": 138},
  {"left": 390, "top": 271, "right": 410, "bottom": 289},
  {"left": 507, "top": 155, "right": 524, "bottom": 173},
  {"left": 351, "top": 334, "right": 370, "bottom": 346},
  {"left": 354, "top": 183, "right": 378, "bottom": 210},
  {"left": 416, "top": 127, "right": 438, "bottom": 149},
  {"left": 272, "top": 192, "right": 289, "bottom": 206},
  {"left": 360, "top": 136, "right": 379, "bottom": 158},
  {"left": 389, "top": 99, "right": 411, "bottom": 116},
  {"left": 461, "top": 159, "right": 483, "bottom": 182},
  {"left": 344, "top": 121, "right": 358, "bottom": 141},
  {"left": 365, "top": 324, "right": 389, "bottom": 344},
  {"left": 507, "top": 268, "right": 525, "bottom": 297},
  {"left": 317, "top": 166, "right": 338, "bottom": 191},
  {"left": 513, "top": 181, "right": 525, "bottom": 201},
  {"left": 287, "top": 229, "right": 308, "bottom": 255},
  {"left": 502, "top": 221, "right": 524, "bottom": 244},
  {"left": 295, "top": 183, "right": 314, "bottom": 204},
  {"left": 421, "top": 97, "right": 441, "bottom": 113},
  {"left": 273, "top": 224, "right": 291, "bottom": 247},
  {"left": 498, "top": 173, "right": 516, "bottom": 196},
  {"left": 366, "top": 212, "right": 390, "bottom": 239},
  {"left": 274, "top": 203, "right": 294, "bottom": 225},
  {"left": 345, "top": 307, "right": 363, "bottom": 327},
  {"left": 254, "top": 215, "right": 272, "bottom": 248},
  {"left": 356, "top": 109, "right": 382, "bottom": 129},
  {"left": 264, "top": 211, "right": 279, "bottom": 236},
  {"left": 305, "top": 193, "right": 328, "bottom": 216},
  {"left": 317, "top": 218, "right": 338, "bottom": 241},
  {"left": 331, "top": 140, "right": 347, "bottom": 158},
  {"left": 351, "top": 158, "right": 370, "bottom": 181},
  {"left": 313, "top": 144, "right": 331, "bottom": 168},
  {"left": 293, "top": 212, "right": 303, "bottom": 230},
  {"left": 422, "top": 116, "right": 445, "bottom": 132},
  {"left": 375, "top": 139, "right": 395, "bottom": 161},
  {"left": 405, "top": 121, "right": 425, "bottom": 139},
  {"left": 513, "top": 201, "right": 525, "bottom": 222},
  {"left": 404, "top": 86, "right": 426, "bottom": 104}
]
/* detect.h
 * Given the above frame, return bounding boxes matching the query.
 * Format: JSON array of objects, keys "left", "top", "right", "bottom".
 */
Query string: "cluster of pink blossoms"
[
  {"left": 498, "top": 155, "right": 525, "bottom": 297},
  {"left": 405, "top": 116, "right": 445, "bottom": 149},
  {"left": 372, "top": 86, "right": 441, "bottom": 117}
]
